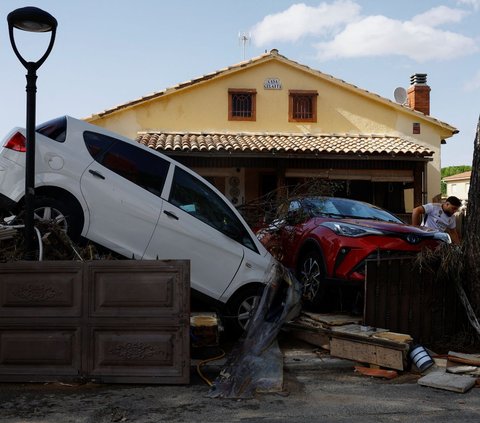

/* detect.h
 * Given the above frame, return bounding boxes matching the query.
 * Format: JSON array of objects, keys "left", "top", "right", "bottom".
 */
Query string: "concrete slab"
[{"left": 418, "top": 370, "right": 476, "bottom": 393}]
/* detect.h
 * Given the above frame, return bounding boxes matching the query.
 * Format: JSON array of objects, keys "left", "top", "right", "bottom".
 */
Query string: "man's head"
[{"left": 443, "top": 196, "right": 462, "bottom": 216}]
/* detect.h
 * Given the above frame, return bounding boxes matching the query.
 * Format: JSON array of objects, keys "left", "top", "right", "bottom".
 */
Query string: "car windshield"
[{"left": 302, "top": 197, "right": 403, "bottom": 223}]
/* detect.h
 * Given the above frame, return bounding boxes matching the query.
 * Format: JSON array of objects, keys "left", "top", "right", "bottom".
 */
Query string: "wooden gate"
[
  {"left": 364, "top": 257, "right": 467, "bottom": 345},
  {"left": 0, "top": 260, "right": 190, "bottom": 384}
]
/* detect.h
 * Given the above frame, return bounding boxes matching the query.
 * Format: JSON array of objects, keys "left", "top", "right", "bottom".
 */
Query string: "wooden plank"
[
  {"left": 372, "top": 332, "right": 413, "bottom": 343},
  {"left": 330, "top": 337, "right": 405, "bottom": 370},
  {"left": 299, "top": 312, "right": 362, "bottom": 327},
  {"left": 418, "top": 371, "right": 476, "bottom": 393},
  {"left": 447, "top": 351, "right": 480, "bottom": 367}
]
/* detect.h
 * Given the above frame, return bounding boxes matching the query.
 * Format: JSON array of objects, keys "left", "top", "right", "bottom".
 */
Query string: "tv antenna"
[{"left": 238, "top": 32, "right": 251, "bottom": 60}]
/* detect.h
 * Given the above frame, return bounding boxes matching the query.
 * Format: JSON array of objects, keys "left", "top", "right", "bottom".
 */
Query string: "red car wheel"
[{"left": 298, "top": 250, "right": 326, "bottom": 304}]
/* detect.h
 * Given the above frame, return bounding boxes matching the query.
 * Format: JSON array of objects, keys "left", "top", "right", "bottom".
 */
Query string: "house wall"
[
  {"left": 446, "top": 179, "right": 470, "bottom": 200},
  {"left": 88, "top": 58, "right": 450, "bottom": 203}
]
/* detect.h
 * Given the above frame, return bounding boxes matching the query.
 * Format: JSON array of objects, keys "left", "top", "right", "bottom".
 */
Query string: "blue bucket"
[{"left": 409, "top": 345, "right": 434, "bottom": 372}]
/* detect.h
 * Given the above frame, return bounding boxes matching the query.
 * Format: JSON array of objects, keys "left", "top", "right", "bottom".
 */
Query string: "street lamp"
[{"left": 7, "top": 7, "right": 57, "bottom": 259}]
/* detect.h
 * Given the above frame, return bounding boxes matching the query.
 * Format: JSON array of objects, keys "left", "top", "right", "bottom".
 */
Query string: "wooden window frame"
[
  {"left": 289, "top": 90, "right": 318, "bottom": 122},
  {"left": 228, "top": 89, "right": 257, "bottom": 121}
]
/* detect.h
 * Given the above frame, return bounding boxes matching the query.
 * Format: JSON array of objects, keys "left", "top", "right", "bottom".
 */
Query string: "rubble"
[
  {"left": 418, "top": 371, "right": 476, "bottom": 393},
  {"left": 208, "top": 267, "right": 302, "bottom": 399},
  {"left": 0, "top": 219, "right": 120, "bottom": 262}
]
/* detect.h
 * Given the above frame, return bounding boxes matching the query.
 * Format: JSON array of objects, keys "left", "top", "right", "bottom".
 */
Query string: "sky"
[{"left": 1, "top": 0, "right": 479, "bottom": 167}]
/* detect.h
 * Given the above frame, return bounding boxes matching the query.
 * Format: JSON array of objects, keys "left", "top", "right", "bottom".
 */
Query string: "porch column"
[{"left": 413, "top": 162, "right": 424, "bottom": 207}]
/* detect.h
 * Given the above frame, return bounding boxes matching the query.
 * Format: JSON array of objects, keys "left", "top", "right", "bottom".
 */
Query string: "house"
[
  {"left": 85, "top": 49, "right": 457, "bottom": 218},
  {"left": 443, "top": 171, "right": 471, "bottom": 201}
]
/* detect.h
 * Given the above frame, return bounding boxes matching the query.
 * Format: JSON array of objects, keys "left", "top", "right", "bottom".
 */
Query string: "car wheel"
[
  {"left": 34, "top": 197, "right": 83, "bottom": 241},
  {"left": 225, "top": 285, "right": 264, "bottom": 337},
  {"left": 298, "top": 249, "right": 326, "bottom": 305}
]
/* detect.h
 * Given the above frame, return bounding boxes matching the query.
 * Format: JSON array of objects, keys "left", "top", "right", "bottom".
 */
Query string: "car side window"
[
  {"left": 84, "top": 132, "right": 169, "bottom": 197},
  {"left": 84, "top": 131, "right": 115, "bottom": 159},
  {"left": 169, "top": 167, "right": 257, "bottom": 252},
  {"left": 36, "top": 116, "right": 67, "bottom": 143}
]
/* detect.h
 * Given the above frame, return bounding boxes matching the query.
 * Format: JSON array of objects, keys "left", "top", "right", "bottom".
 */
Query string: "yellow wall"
[{"left": 88, "top": 57, "right": 451, "bottom": 201}]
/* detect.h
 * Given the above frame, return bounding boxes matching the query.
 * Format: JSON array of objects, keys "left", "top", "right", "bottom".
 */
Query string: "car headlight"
[
  {"left": 320, "top": 222, "right": 383, "bottom": 237},
  {"left": 433, "top": 232, "right": 452, "bottom": 244}
]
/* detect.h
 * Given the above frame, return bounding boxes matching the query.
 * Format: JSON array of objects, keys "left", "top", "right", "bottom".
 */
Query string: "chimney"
[{"left": 407, "top": 73, "right": 430, "bottom": 115}]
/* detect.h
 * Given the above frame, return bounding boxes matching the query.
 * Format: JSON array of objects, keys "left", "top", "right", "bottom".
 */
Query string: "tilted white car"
[{"left": 0, "top": 116, "right": 278, "bottom": 333}]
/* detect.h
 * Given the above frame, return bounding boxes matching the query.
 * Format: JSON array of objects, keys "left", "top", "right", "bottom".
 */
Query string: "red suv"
[{"left": 257, "top": 196, "right": 450, "bottom": 306}]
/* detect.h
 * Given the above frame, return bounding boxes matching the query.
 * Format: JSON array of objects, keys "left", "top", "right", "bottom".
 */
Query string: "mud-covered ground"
[{"left": 1, "top": 339, "right": 479, "bottom": 423}]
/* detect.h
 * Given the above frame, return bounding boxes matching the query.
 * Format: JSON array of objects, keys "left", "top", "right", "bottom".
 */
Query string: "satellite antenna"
[
  {"left": 393, "top": 87, "right": 408, "bottom": 105},
  {"left": 238, "top": 32, "right": 251, "bottom": 60}
]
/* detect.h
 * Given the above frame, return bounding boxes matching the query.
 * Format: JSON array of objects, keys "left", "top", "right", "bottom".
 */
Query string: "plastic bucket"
[{"left": 409, "top": 345, "right": 434, "bottom": 372}]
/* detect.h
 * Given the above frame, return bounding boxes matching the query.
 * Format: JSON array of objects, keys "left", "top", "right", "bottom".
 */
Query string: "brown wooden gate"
[
  {"left": 0, "top": 260, "right": 190, "bottom": 384},
  {"left": 364, "top": 257, "right": 468, "bottom": 345}
]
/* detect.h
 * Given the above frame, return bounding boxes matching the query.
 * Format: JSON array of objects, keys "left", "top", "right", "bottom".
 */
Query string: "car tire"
[
  {"left": 33, "top": 196, "right": 83, "bottom": 241},
  {"left": 225, "top": 285, "right": 264, "bottom": 337},
  {"left": 298, "top": 249, "right": 326, "bottom": 306}
]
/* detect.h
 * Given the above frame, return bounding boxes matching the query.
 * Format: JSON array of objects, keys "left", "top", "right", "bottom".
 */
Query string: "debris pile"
[
  {"left": 208, "top": 267, "right": 302, "bottom": 399},
  {"left": 0, "top": 219, "right": 120, "bottom": 262},
  {"left": 286, "top": 311, "right": 480, "bottom": 393}
]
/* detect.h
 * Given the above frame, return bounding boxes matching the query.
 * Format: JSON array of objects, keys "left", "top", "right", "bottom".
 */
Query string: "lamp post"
[{"left": 7, "top": 7, "right": 57, "bottom": 259}]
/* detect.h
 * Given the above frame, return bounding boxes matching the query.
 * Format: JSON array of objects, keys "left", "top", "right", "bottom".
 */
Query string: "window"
[
  {"left": 228, "top": 89, "right": 256, "bottom": 121},
  {"left": 84, "top": 132, "right": 169, "bottom": 197},
  {"left": 289, "top": 90, "right": 318, "bottom": 122},
  {"left": 169, "top": 167, "right": 257, "bottom": 251},
  {"left": 36, "top": 116, "right": 67, "bottom": 142}
]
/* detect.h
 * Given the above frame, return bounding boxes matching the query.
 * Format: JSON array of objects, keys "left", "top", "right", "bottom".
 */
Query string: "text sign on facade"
[{"left": 264, "top": 78, "right": 282, "bottom": 90}]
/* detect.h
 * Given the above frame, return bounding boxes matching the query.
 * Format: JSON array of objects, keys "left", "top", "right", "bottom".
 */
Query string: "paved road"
[{"left": 0, "top": 341, "right": 479, "bottom": 423}]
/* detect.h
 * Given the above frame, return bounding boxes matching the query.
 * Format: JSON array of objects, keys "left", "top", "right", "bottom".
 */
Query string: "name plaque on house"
[{"left": 264, "top": 78, "right": 282, "bottom": 89}]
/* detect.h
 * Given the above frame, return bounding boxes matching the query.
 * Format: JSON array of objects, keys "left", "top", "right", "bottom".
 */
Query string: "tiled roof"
[
  {"left": 136, "top": 132, "right": 433, "bottom": 157},
  {"left": 442, "top": 170, "right": 471, "bottom": 181}
]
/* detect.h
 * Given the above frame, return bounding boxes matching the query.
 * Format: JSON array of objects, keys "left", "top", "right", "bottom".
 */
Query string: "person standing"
[{"left": 411, "top": 196, "right": 461, "bottom": 244}]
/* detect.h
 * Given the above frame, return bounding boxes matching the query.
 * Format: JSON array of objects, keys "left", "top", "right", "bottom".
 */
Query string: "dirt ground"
[{"left": 1, "top": 335, "right": 479, "bottom": 423}]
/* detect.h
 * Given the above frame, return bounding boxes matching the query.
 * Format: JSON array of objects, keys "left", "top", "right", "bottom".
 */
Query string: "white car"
[{"left": 0, "top": 116, "right": 278, "bottom": 333}]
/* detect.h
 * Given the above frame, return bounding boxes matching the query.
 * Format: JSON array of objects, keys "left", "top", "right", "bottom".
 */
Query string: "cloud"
[
  {"left": 464, "top": 70, "right": 480, "bottom": 91},
  {"left": 315, "top": 14, "right": 477, "bottom": 62},
  {"left": 251, "top": 2, "right": 477, "bottom": 63},
  {"left": 411, "top": 6, "right": 468, "bottom": 26},
  {"left": 251, "top": 0, "right": 361, "bottom": 46},
  {"left": 457, "top": 0, "right": 480, "bottom": 10}
]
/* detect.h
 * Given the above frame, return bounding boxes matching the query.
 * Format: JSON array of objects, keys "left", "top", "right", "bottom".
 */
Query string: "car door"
[
  {"left": 143, "top": 166, "right": 252, "bottom": 300},
  {"left": 80, "top": 131, "right": 169, "bottom": 258},
  {"left": 279, "top": 200, "right": 312, "bottom": 268}
]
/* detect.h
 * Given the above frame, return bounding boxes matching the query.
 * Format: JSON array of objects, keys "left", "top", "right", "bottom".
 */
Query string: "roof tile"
[{"left": 136, "top": 132, "right": 433, "bottom": 157}]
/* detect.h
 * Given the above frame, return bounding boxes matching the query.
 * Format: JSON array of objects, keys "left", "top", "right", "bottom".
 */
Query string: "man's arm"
[
  {"left": 411, "top": 205, "right": 425, "bottom": 226},
  {"left": 447, "top": 228, "right": 460, "bottom": 245}
]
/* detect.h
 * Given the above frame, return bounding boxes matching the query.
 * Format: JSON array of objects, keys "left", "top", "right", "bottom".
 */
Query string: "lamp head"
[
  {"left": 7, "top": 7, "right": 57, "bottom": 70},
  {"left": 8, "top": 7, "right": 57, "bottom": 33}
]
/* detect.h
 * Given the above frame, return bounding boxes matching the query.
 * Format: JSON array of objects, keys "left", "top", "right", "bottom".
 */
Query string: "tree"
[{"left": 463, "top": 117, "right": 480, "bottom": 318}]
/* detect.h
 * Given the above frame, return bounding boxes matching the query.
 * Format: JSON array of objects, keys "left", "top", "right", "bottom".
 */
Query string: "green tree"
[{"left": 441, "top": 165, "right": 472, "bottom": 195}]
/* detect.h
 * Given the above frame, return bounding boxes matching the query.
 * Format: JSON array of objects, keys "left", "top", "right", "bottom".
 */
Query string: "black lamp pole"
[{"left": 7, "top": 7, "right": 57, "bottom": 259}]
